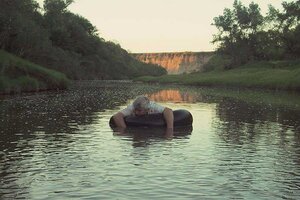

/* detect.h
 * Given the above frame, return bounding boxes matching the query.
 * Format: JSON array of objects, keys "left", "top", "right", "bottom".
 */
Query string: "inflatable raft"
[{"left": 109, "top": 109, "right": 193, "bottom": 128}]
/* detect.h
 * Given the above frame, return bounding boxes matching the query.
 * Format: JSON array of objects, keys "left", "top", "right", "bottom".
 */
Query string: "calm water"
[{"left": 1, "top": 81, "right": 300, "bottom": 199}]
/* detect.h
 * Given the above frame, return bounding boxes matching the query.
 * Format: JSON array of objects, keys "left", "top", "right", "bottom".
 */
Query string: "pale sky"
[{"left": 37, "top": 0, "right": 288, "bottom": 53}]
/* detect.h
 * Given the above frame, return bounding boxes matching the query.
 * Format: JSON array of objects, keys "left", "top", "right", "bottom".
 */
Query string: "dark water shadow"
[
  {"left": 215, "top": 97, "right": 300, "bottom": 144},
  {"left": 112, "top": 126, "right": 193, "bottom": 148}
]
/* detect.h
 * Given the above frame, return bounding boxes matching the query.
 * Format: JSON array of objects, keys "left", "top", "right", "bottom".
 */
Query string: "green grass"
[
  {"left": 135, "top": 59, "right": 300, "bottom": 91},
  {"left": 198, "top": 87, "right": 300, "bottom": 110},
  {"left": 0, "top": 50, "right": 70, "bottom": 94}
]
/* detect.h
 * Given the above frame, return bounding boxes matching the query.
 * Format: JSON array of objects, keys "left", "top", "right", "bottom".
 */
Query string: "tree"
[
  {"left": 0, "top": 0, "right": 167, "bottom": 80},
  {"left": 212, "top": 0, "right": 264, "bottom": 66},
  {"left": 267, "top": 0, "right": 300, "bottom": 58},
  {"left": 212, "top": 0, "right": 300, "bottom": 65},
  {"left": 0, "top": 0, "right": 49, "bottom": 57},
  {"left": 43, "top": 0, "right": 73, "bottom": 14}
]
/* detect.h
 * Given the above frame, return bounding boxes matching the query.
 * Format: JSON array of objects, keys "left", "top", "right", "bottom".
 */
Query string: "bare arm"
[
  {"left": 163, "top": 107, "right": 174, "bottom": 129},
  {"left": 112, "top": 112, "right": 127, "bottom": 128},
  {"left": 163, "top": 107, "right": 174, "bottom": 138}
]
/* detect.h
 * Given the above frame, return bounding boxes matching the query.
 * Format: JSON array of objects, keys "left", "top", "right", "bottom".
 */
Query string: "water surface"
[{"left": 1, "top": 81, "right": 300, "bottom": 199}]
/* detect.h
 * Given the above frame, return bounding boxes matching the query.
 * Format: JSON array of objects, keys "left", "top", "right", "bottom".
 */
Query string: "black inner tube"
[{"left": 109, "top": 109, "right": 193, "bottom": 127}]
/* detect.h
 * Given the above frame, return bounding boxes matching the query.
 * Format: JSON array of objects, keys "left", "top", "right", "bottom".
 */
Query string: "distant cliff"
[{"left": 132, "top": 52, "right": 214, "bottom": 74}]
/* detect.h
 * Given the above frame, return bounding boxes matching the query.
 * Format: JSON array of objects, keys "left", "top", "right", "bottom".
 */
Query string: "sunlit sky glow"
[{"left": 37, "top": 0, "right": 288, "bottom": 53}]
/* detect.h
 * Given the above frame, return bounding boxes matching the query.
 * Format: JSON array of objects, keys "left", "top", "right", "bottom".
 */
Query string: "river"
[{"left": 1, "top": 81, "right": 300, "bottom": 199}]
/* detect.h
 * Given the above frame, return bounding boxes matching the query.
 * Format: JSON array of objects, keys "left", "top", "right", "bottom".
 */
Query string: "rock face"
[{"left": 132, "top": 52, "right": 214, "bottom": 74}]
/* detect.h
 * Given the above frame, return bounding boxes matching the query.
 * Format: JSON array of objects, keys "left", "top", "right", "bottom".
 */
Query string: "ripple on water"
[{"left": 1, "top": 81, "right": 300, "bottom": 199}]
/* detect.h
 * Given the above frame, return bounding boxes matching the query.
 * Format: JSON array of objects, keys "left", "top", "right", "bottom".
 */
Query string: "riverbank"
[
  {"left": 0, "top": 50, "right": 70, "bottom": 94},
  {"left": 135, "top": 60, "right": 300, "bottom": 91}
]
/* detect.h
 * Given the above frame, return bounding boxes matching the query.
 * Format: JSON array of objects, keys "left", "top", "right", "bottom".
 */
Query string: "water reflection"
[
  {"left": 148, "top": 89, "right": 196, "bottom": 102},
  {"left": 113, "top": 126, "right": 192, "bottom": 148},
  {"left": 1, "top": 81, "right": 300, "bottom": 199},
  {"left": 215, "top": 97, "right": 300, "bottom": 145},
  {"left": 211, "top": 95, "right": 300, "bottom": 198},
  {"left": 0, "top": 81, "right": 164, "bottom": 149},
  {"left": 0, "top": 81, "right": 166, "bottom": 199}
]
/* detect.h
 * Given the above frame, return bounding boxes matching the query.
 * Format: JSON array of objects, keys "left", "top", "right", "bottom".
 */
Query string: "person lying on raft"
[{"left": 113, "top": 95, "right": 174, "bottom": 136}]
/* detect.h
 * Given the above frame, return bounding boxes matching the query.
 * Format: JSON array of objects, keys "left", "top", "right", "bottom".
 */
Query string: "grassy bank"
[
  {"left": 0, "top": 50, "right": 70, "bottom": 94},
  {"left": 135, "top": 59, "right": 300, "bottom": 91}
]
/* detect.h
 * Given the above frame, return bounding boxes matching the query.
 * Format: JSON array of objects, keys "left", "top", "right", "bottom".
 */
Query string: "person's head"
[{"left": 133, "top": 96, "right": 150, "bottom": 116}]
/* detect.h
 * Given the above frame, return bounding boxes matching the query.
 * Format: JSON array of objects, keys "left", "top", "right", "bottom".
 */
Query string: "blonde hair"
[{"left": 133, "top": 96, "right": 150, "bottom": 110}]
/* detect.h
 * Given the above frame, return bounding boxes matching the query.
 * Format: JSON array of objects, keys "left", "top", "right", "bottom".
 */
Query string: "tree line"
[
  {"left": 0, "top": 0, "right": 166, "bottom": 80},
  {"left": 212, "top": 0, "right": 299, "bottom": 68}
]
